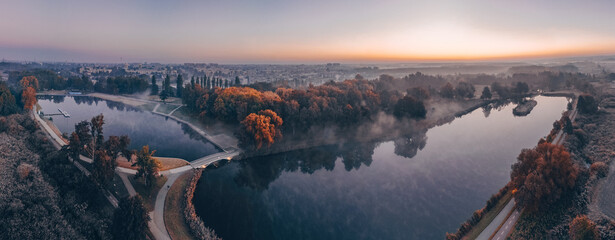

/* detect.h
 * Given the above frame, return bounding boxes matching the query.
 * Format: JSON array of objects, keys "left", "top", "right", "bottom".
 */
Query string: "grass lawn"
[
  {"left": 156, "top": 103, "right": 180, "bottom": 114},
  {"left": 130, "top": 175, "right": 168, "bottom": 212},
  {"left": 164, "top": 171, "right": 197, "bottom": 240},
  {"left": 116, "top": 157, "right": 189, "bottom": 171},
  {"left": 139, "top": 102, "right": 157, "bottom": 112},
  {"left": 463, "top": 191, "right": 513, "bottom": 240}
]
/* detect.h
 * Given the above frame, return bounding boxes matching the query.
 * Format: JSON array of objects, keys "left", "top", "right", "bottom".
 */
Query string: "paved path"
[
  {"left": 475, "top": 198, "right": 515, "bottom": 240},
  {"left": 168, "top": 105, "right": 182, "bottom": 115},
  {"left": 151, "top": 173, "right": 181, "bottom": 240},
  {"left": 117, "top": 172, "right": 137, "bottom": 196},
  {"left": 491, "top": 209, "right": 520, "bottom": 240}
]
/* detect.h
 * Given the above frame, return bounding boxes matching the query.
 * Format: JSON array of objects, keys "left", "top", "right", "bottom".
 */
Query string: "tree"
[
  {"left": 235, "top": 76, "right": 241, "bottom": 86},
  {"left": 491, "top": 82, "right": 511, "bottom": 99},
  {"left": 407, "top": 87, "right": 430, "bottom": 101},
  {"left": 92, "top": 149, "right": 116, "bottom": 185},
  {"left": 75, "top": 121, "right": 92, "bottom": 156},
  {"left": 20, "top": 76, "right": 39, "bottom": 110},
  {"left": 90, "top": 114, "right": 105, "bottom": 150},
  {"left": 67, "top": 132, "right": 81, "bottom": 162},
  {"left": 176, "top": 74, "right": 183, "bottom": 97},
  {"left": 394, "top": 96, "right": 426, "bottom": 119},
  {"left": 190, "top": 76, "right": 195, "bottom": 87},
  {"left": 150, "top": 75, "right": 159, "bottom": 95},
  {"left": 480, "top": 86, "right": 492, "bottom": 100},
  {"left": 569, "top": 215, "right": 599, "bottom": 240},
  {"left": 105, "top": 135, "right": 130, "bottom": 161},
  {"left": 440, "top": 82, "right": 455, "bottom": 99},
  {"left": 455, "top": 82, "right": 475, "bottom": 99},
  {"left": 513, "top": 82, "right": 529, "bottom": 95},
  {"left": 240, "top": 109, "right": 283, "bottom": 149},
  {"left": 577, "top": 94, "right": 597, "bottom": 114},
  {"left": 112, "top": 195, "right": 150, "bottom": 240},
  {"left": 133, "top": 145, "right": 161, "bottom": 187},
  {"left": 0, "top": 82, "right": 19, "bottom": 116},
  {"left": 159, "top": 90, "right": 168, "bottom": 103},
  {"left": 510, "top": 142, "right": 578, "bottom": 211}
]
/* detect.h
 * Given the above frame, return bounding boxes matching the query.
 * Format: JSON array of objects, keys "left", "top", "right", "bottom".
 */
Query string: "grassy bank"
[
  {"left": 463, "top": 192, "right": 513, "bottom": 239},
  {"left": 130, "top": 175, "right": 167, "bottom": 211}
]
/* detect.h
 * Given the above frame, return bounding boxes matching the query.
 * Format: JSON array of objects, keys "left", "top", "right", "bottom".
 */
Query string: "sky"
[{"left": 1, "top": 0, "right": 614, "bottom": 63}]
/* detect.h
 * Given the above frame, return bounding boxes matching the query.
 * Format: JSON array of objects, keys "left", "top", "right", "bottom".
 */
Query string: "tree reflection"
[
  {"left": 393, "top": 129, "right": 427, "bottom": 159},
  {"left": 233, "top": 142, "right": 377, "bottom": 191},
  {"left": 482, "top": 104, "right": 492, "bottom": 118}
]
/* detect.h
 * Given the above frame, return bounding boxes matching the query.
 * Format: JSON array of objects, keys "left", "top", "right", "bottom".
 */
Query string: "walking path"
[{"left": 475, "top": 198, "right": 516, "bottom": 240}]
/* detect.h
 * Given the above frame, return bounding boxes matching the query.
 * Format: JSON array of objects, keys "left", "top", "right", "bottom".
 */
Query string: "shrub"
[
  {"left": 590, "top": 162, "right": 609, "bottom": 178},
  {"left": 569, "top": 215, "right": 599, "bottom": 240},
  {"left": 16, "top": 163, "right": 35, "bottom": 180}
]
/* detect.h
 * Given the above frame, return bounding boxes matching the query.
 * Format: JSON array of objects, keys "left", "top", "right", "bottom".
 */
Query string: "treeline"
[
  {"left": 8, "top": 69, "right": 149, "bottom": 94},
  {"left": 0, "top": 76, "right": 40, "bottom": 115},
  {"left": 182, "top": 78, "right": 432, "bottom": 148},
  {"left": 94, "top": 76, "right": 148, "bottom": 94},
  {"left": 9, "top": 69, "right": 94, "bottom": 91}
]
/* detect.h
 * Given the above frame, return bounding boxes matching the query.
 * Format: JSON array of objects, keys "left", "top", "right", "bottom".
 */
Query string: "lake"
[
  {"left": 37, "top": 95, "right": 220, "bottom": 161},
  {"left": 193, "top": 96, "right": 569, "bottom": 240}
]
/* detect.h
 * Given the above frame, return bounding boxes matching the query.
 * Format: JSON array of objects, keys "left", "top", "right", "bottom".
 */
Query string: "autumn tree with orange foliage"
[
  {"left": 510, "top": 141, "right": 578, "bottom": 211},
  {"left": 20, "top": 76, "right": 39, "bottom": 110},
  {"left": 240, "top": 109, "right": 283, "bottom": 149},
  {"left": 569, "top": 215, "right": 599, "bottom": 240}
]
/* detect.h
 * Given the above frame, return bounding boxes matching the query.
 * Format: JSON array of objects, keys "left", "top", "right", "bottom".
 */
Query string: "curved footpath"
[{"left": 35, "top": 99, "right": 240, "bottom": 240}]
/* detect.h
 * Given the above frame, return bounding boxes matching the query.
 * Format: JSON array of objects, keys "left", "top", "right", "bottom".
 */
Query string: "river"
[{"left": 192, "top": 96, "right": 568, "bottom": 240}]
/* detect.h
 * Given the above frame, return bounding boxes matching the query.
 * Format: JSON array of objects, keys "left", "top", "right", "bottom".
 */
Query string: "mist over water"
[{"left": 193, "top": 96, "right": 568, "bottom": 240}]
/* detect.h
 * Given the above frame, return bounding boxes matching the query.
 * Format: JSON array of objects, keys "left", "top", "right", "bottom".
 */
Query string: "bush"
[
  {"left": 590, "top": 162, "right": 609, "bottom": 178},
  {"left": 16, "top": 163, "right": 34, "bottom": 180},
  {"left": 569, "top": 215, "right": 599, "bottom": 240}
]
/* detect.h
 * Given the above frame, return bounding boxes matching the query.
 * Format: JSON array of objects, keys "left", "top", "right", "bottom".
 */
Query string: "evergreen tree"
[
  {"left": 176, "top": 74, "right": 183, "bottom": 97},
  {"left": 190, "top": 76, "right": 195, "bottom": 87},
  {"left": 160, "top": 74, "right": 171, "bottom": 100},
  {"left": 235, "top": 76, "right": 241, "bottom": 86},
  {"left": 480, "top": 86, "right": 492, "bottom": 99},
  {"left": 150, "top": 75, "right": 159, "bottom": 95}
]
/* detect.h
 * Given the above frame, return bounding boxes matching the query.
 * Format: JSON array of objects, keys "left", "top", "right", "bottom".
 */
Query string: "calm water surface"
[
  {"left": 193, "top": 96, "right": 568, "bottom": 240},
  {"left": 37, "top": 95, "right": 220, "bottom": 161}
]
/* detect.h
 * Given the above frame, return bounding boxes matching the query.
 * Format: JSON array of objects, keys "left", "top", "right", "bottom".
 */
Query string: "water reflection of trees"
[
  {"left": 393, "top": 129, "right": 427, "bottom": 159},
  {"left": 37, "top": 95, "right": 65, "bottom": 103},
  {"left": 70, "top": 96, "right": 142, "bottom": 112},
  {"left": 234, "top": 142, "right": 379, "bottom": 191}
]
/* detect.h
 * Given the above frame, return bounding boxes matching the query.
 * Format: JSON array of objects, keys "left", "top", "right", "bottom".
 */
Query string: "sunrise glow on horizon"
[{"left": 1, "top": 0, "right": 615, "bottom": 63}]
